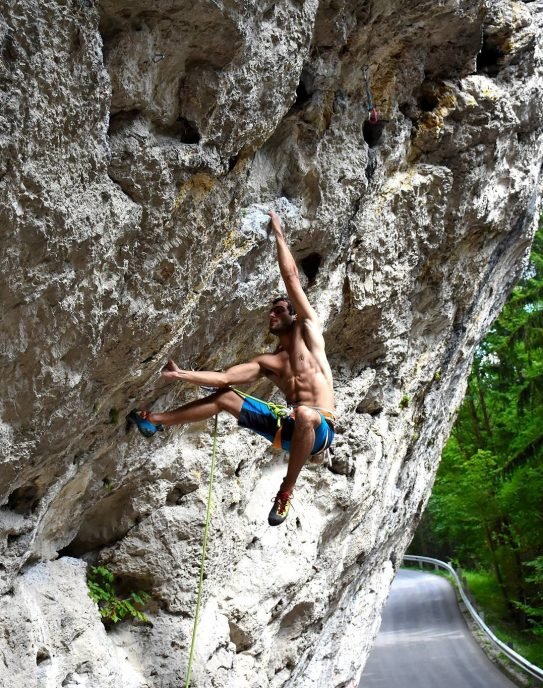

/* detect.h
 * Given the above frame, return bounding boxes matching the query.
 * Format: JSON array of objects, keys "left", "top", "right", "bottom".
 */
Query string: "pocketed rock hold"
[{"left": 0, "top": 0, "right": 542, "bottom": 687}]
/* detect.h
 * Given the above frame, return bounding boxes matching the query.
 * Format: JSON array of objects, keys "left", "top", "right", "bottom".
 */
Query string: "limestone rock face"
[{"left": 1, "top": 0, "right": 542, "bottom": 686}]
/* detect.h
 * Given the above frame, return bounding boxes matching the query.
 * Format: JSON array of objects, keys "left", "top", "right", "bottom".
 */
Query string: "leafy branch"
[{"left": 87, "top": 565, "right": 150, "bottom": 624}]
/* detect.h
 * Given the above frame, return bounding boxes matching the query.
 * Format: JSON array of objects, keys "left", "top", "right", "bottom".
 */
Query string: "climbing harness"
[
  {"left": 363, "top": 65, "right": 379, "bottom": 124},
  {"left": 232, "top": 388, "right": 335, "bottom": 456},
  {"left": 233, "top": 387, "right": 290, "bottom": 448},
  {"left": 184, "top": 414, "right": 219, "bottom": 688}
]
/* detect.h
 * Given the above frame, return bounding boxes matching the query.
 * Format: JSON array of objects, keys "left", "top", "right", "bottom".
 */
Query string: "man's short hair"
[{"left": 272, "top": 295, "right": 296, "bottom": 315}]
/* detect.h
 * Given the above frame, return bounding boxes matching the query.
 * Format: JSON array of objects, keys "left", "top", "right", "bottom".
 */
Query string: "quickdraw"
[{"left": 363, "top": 64, "right": 379, "bottom": 124}]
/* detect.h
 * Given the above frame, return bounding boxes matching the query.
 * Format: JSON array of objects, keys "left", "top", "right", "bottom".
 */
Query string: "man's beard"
[{"left": 269, "top": 321, "right": 293, "bottom": 335}]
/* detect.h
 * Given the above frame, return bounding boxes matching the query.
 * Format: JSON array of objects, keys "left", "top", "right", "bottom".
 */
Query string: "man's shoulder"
[
  {"left": 255, "top": 350, "right": 286, "bottom": 365},
  {"left": 256, "top": 348, "right": 288, "bottom": 370}
]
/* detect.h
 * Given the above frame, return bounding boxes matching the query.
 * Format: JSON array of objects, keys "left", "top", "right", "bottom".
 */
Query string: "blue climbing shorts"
[{"left": 237, "top": 396, "right": 335, "bottom": 455}]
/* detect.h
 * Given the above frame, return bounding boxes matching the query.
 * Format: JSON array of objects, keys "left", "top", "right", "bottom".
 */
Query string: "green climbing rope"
[
  {"left": 232, "top": 387, "right": 289, "bottom": 428},
  {"left": 184, "top": 414, "right": 219, "bottom": 688}
]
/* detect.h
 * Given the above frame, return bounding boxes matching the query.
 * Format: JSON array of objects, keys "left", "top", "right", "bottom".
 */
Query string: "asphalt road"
[{"left": 359, "top": 568, "right": 515, "bottom": 688}]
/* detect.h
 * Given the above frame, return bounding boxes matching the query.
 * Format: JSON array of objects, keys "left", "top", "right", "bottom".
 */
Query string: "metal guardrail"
[{"left": 403, "top": 555, "right": 543, "bottom": 683}]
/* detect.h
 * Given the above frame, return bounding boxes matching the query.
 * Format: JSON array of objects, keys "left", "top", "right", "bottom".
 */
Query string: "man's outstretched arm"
[
  {"left": 161, "top": 359, "right": 264, "bottom": 387},
  {"left": 268, "top": 211, "right": 320, "bottom": 327}
]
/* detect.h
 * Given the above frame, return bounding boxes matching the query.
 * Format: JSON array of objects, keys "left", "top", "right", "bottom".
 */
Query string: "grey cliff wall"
[{"left": 0, "top": 0, "right": 542, "bottom": 686}]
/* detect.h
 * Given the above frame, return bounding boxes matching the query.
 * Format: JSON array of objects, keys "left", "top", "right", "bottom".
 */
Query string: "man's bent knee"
[
  {"left": 294, "top": 406, "right": 320, "bottom": 428},
  {"left": 214, "top": 389, "right": 243, "bottom": 417}
]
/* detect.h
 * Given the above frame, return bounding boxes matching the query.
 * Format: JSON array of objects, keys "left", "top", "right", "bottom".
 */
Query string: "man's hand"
[
  {"left": 268, "top": 210, "right": 283, "bottom": 237},
  {"left": 161, "top": 359, "right": 182, "bottom": 380}
]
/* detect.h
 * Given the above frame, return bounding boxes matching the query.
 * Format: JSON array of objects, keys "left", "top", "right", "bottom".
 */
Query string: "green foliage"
[
  {"left": 400, "top": 395, "right": 410, "bottom": 409},
  {"left": 415, "top": 219, "right": 543, "bottom": 644},
  {"left": 464, "top": 570, "right": 509, "bottom": 620},
  {"left": 513, "top": 557, "right": 543, "bottom": 638},
  {"left": 87, "top": 565, "right": 150, "bottom": 625}
]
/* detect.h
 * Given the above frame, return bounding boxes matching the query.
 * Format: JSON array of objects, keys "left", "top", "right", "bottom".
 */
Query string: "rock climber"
[{"left": 128, "top": 211, "right": 335, "bottom": 526}]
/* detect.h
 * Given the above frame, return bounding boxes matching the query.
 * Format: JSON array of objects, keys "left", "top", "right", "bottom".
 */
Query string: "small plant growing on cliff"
[
  {"left": 87, "top": 565, "right": 150, "bottom": 624},
  {"left": 400, "top": 395, "right": 410, "bottom": 409}
]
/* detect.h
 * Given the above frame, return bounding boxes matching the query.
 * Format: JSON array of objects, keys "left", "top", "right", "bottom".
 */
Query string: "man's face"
[{"left": 268, "top": 301, "right": 294, "bottom": 335}]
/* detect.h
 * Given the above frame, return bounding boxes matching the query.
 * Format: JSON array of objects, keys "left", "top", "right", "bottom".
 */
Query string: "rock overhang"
[{"left": 0, "top": 0, "right": 542, "bottom": 686}]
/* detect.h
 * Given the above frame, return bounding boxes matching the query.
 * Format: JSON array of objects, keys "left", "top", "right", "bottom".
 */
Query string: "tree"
[{"left": 414, "top": 219, "right": 543, "bottom": 634}]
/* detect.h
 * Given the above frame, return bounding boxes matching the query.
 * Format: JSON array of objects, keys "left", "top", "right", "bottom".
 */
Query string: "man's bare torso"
[{"left": 259, "top": 319, "right": 334, "bottom": 410}]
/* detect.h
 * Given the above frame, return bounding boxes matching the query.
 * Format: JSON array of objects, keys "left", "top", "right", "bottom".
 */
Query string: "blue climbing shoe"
[{"left": 127, "top": 410, "right": 164, "bottom": 438}]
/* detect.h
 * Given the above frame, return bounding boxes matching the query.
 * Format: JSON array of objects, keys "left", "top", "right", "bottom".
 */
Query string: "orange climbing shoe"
[{"left": 268, "top": 489, "right": 293, "bottom": 526}]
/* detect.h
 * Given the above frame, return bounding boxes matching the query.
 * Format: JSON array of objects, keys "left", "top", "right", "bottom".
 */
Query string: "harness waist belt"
[{"left": 232, "top": 388, "right": 336, "bottom": 455}]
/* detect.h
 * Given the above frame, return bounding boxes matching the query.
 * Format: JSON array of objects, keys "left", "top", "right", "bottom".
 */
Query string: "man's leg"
[
  {"left": 144, "top": 389, "right": 243, "bottom": 426},
  {"left": 282, "top": 406, "right": 322, "bottom": 492},
  {"left": 268, "top": 406, "right": 322, "bottom": 526}
]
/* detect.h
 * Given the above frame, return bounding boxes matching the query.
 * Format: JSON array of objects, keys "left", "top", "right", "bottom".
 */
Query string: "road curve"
[{"left": 359, "top": 568, "right": 515, "bottom": 688}]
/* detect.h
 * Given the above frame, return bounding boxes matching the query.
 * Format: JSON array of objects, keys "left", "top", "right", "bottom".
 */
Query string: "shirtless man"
[{"left": 129, "top": 211, "right": 335, "bottom": 526}]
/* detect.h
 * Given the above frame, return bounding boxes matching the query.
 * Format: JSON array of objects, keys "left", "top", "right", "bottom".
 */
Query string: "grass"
[{"left": 463, "top": 570, "right": 543, "bottom": 670}]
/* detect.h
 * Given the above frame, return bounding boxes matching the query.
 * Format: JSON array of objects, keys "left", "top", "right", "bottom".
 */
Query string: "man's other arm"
[
  {"left": 268, "top": 211, "right": 320, "bottom": 329},
  {"left": 161, "top": 358, "right": 265, "bottom": 386}
]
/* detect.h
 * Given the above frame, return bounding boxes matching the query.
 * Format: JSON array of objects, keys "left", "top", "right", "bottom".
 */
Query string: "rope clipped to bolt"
[{"left": 363, "top": 65, "right": 379, "bottom": 123}]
